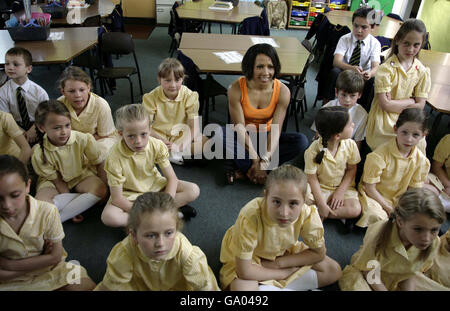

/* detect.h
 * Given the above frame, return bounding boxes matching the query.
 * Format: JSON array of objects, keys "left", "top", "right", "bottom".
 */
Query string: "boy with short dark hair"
[
  {"left": 324, "top": 7, "right": 381, "bottom": 111},
  {"left": 0, "top": 47, "right": 49, "bottom": 144},
  {"left": 312, "top": 70, "right": 368, "bottom": 150}
]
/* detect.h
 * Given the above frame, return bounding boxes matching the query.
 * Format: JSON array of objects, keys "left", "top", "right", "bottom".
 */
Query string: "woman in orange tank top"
[{"left": 223, "top": 44, "right": 309, "bottom": 185}]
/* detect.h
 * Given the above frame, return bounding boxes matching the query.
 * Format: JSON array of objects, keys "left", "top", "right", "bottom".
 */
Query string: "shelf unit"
[{"left": 287, "top": 0, "right": 348, "bottom": 29}]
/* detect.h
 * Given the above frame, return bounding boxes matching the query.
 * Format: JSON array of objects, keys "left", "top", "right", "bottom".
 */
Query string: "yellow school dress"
[
  {"left": 104, "top": 137, "right": 170, "bottom": 203},
  {"left": 365, "top": 55, "right": 430, "bottom": 152},
  {"left": 219, "top": 197, "right": 324, "bottom": 290},
  {"left": 304, "top": 138, "right": 361, "bottom": 204},
  {"left": 95, "top": 232, "right": 219, "bottom": 291},
  {"left": 415, "top": 231, "right": 450, "bottom": 290},
  {"left": 428, "top": 134, "right": 450, "bottom": 192},
  {"left": 59, "top": 92, "right": 119, "bottom": 157},
  {"left": 31, "top": 131, "right": 104, "bottom": 191},
  {"left": 0, "top": 111, "right": 23, "bottom": 158},
  {"left": 357, "top": 138, "right": 430, "bottom": 227},
  {"left": 0, "top": 195, "right": 89, "bottom": 290},
  {"left": 339, "top": 219, "right": 440, "bottom": 291},
  {"left": 142, "top": 85, "right": 199, "bottom": 143}
]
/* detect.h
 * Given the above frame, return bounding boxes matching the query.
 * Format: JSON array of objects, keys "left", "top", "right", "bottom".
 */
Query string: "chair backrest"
[
  {"left": 101, "top": 32, "right": 134, "bottom": 55},
  {"left": 238, "top": 8, "right": 270, "bottom": 36},
  {"left": 387, "top": 13, "right": 403, "bottom": 22},
  {"left": 176, "top": 50, "right": 202, "bottom": 96},
  {"left": 82, "top": 14, "right": 101, "bottom": 27},
  {"left": 301, "top": 39, "right": 313, "bottom": 53}
]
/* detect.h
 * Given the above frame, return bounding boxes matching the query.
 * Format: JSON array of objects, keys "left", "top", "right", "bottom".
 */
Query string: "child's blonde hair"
[
  {"left": 157, "top": 58, "right": 185, "bottom": 80},
  {"left": 114, "top": 104, "right": 151, "bottom": 132},
  {"left": 34, "top": 100, "right": 71, "bottom": 164},
  {"left": 128, "top": 192, "right": 183, "bottom": 233},
  {"left": 57, "top": 66, "right": 92, "bottom": 90},
  {"left": 264, "top": 165, "right": 308, "bottom": 199},
  {"left": 376, "top": 188, "right": 446, "bottom": 259},
  {"left": 388, "top": 19, "right": 427, "bottom": 59}
]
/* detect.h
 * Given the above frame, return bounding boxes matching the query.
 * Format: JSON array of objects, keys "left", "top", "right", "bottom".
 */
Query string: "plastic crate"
[
  {"left": 7, "top": 26, "right": 50, "bottom": 41},
  {"left": 41, "top": 5, "right": 68, "bottom": 19},
  {"left": 330, "top": 0, "right": 347, "bottom": 4},
  {"left": 290, "top": 20, "right": 307, "bottom": 26},
  {"left": 308, "top": 16, "right": 315, "bottom": 21},
  {"left": 307, "top": 20, "right": 313, "bottom": 26}
]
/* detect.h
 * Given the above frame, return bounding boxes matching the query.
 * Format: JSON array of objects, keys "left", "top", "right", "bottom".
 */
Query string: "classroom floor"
[{"left": 28, "top": 24, "right": 450, "bottom": 289}]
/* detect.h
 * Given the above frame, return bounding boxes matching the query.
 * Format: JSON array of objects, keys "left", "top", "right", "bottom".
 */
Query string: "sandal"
[{"left": 72, "top": 214, "right": 84, "bottom": 224}]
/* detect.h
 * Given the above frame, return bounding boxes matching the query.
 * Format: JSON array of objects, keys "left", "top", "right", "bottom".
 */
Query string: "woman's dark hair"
[
  {"left": 314, "top": 106, "right": 349, "bottom": 164},
  {"left": 241, "top": 43, "right": 281, "bottom": 80},
  {"left": 395, "top": 107, "right": 428, "bottom": 133},
  {"left": 34, "top": 99, "right": 71, "bottom": 164},
  {"left": 0, "top": 155, "right": 29, "bottom": 182}
]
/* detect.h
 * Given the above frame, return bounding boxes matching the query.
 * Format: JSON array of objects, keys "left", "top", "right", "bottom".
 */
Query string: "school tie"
[
  {"left": 349, "top": 40, "right": 362, "bottom": 66},
  {"left": 16, "top": 86, "right": 32, "bottom": 131}
]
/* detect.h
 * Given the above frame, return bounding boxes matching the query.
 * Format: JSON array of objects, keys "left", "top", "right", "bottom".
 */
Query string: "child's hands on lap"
[
  {"left": 328, "top": 190, "right": 345, "bottom": 210},
  {"left": 362, "top": 70, "right": 371, "bottom": 80},
  {"left": 318, "top": 202, "right": 337, "bottom": 219}
]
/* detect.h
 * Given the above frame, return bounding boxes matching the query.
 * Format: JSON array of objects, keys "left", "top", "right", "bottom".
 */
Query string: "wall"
[
  {"left": 417, "top": 0, "right": 450, "bottom": 53},
  {"left": 350, "top": 0, "right": 394, "bottom": 14}
]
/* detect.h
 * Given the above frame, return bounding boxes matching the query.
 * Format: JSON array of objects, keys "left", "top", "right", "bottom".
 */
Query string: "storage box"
[{"left": 7, "top": 26, "right": 51, "bottom": 41}]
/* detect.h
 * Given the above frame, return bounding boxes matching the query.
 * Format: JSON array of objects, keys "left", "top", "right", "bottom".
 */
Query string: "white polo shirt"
[
  {"left": 0, "top": 78, "right": 49, "bottom": 123},
  {"left": 311, "top": 99, "right": 368, "bottom": 142},
  {"left": 334, "top": 33, "right": 381, "bottom": 71}
]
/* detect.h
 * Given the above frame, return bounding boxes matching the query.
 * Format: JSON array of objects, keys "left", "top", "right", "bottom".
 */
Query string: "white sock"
[
  {"left": 284, "top": 269, "right": 319, "bottom": 291},
  {"left": 59, "top": 193, "right": 101, "bottom": 223},
  {"left": 439, "top": 193, "right": 450, "bottom": 213},
  {"left": 178, "top": 211, "right": 184, "bottom": 219},
  {"left": 340, "top": 219, "right": 346, "bottom": 224},
  {"left": 53, "top": 193, "right": 81, "bottom": 211}
]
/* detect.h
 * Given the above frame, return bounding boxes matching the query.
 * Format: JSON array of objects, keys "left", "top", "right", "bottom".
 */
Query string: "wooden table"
[
  {"left": 325, "top": 10, "right": 402, "bottom": 39},
  {"left": 0, "top": 27, "right": 98, "bottom": 65},
  {"left": 176, "top": 0, "right": 262, "bottom": 33},
  {"left": 33, "top": 0, "right": 115, "bottom": 25},
  {"left": 179, "top": 33, "right": 309, "bottom": 76},
  {"left": 180, "top": 32, "right": 305, "bottom": 53}
]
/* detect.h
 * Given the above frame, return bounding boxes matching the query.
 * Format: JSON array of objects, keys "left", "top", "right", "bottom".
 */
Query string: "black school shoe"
[{"left": 179, "top": 205, "right": 197, "bottom": 220}]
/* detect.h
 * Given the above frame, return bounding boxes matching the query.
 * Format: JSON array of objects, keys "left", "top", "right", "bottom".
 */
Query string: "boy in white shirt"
[
  {"left": 324, "top": 7, "right": 381, "bottom": 111},
  {"left": 0, "top": 47, "right": 49, "bottom": 144},
  {"left": 312, "top": 70, "right": 368, "bottom": 150}
]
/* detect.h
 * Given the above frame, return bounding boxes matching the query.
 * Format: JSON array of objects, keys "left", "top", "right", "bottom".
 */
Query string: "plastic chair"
[
  {"left": 82, "top": 14, "right": 101, "bottom": 27},
  {"left": 238, "top": 8, "right": 270, "bottom": 36},
  {"left": 177, "top": 51, "right": 228, "bottom": 127},
  {"left": 287, "top": 53, "right": 315, "bottom": 132},
  {"left": 94, "top": 31, "right": 143, "bottom": 104}
]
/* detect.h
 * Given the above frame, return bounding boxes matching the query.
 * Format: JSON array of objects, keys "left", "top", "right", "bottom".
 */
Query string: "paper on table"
[
  {"left": 250, "top": 37, "right": 279, "bottom": 48},
  {"left": 48, "top": 32, "right": 65, "bottom": 40},
  {"left": 213, "top": 51, "right": 243, "bottom": 64}
]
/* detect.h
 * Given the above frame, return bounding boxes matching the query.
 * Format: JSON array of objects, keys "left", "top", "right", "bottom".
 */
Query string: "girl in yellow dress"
[
  {"left": 219, "top": 165, "right": 342, "bottom": 291},
  {"left": 95, "top": 192, "right": 219, "bottom": 291},
  {"left": 101, "top": 104, "right": 199, "bottom": 228},
  {"left": 424, "top": 134, "right": 450, "bottom": 212},
  {"left": 415, "top": 229, "right": 450, "bottom": 290},
  {"left": 339, "top": 188, "right": 446, "bottom": 291},
  {"left": 0, "top": 111, "right": 31, "bottom": 165},
  {"left": 142, "top": 58, "right": 207, "bottom": 165},
  {"left": 57, "top": 66, "right": 119, "bottom": 184},
  {"left": 365, "top": 19, "right": 431, "bottom": 152},
  {"left": 304, "top": 106, "right": 361, "bottom": 226},
  {"left": 0, "top": 155, "right": 96, "bottom": 290},
  {"left": 357, "top": 108, "right": 430, "bottom": 228},
  {"left": 32, "top": 100, "right": 108, "bottom": 223}
]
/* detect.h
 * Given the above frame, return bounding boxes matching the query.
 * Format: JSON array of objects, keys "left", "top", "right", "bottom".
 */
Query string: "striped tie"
[
  {"left": 349, "top": 40, "right": 361, "bottom": 66},
  {"left": 16, "top": 86, "right": 32, "bottom": 131}
]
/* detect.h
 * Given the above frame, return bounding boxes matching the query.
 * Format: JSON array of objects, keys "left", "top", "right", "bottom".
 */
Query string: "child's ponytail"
[{"left": 314, "top": 106, "right": 349, "bottom": 164}]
